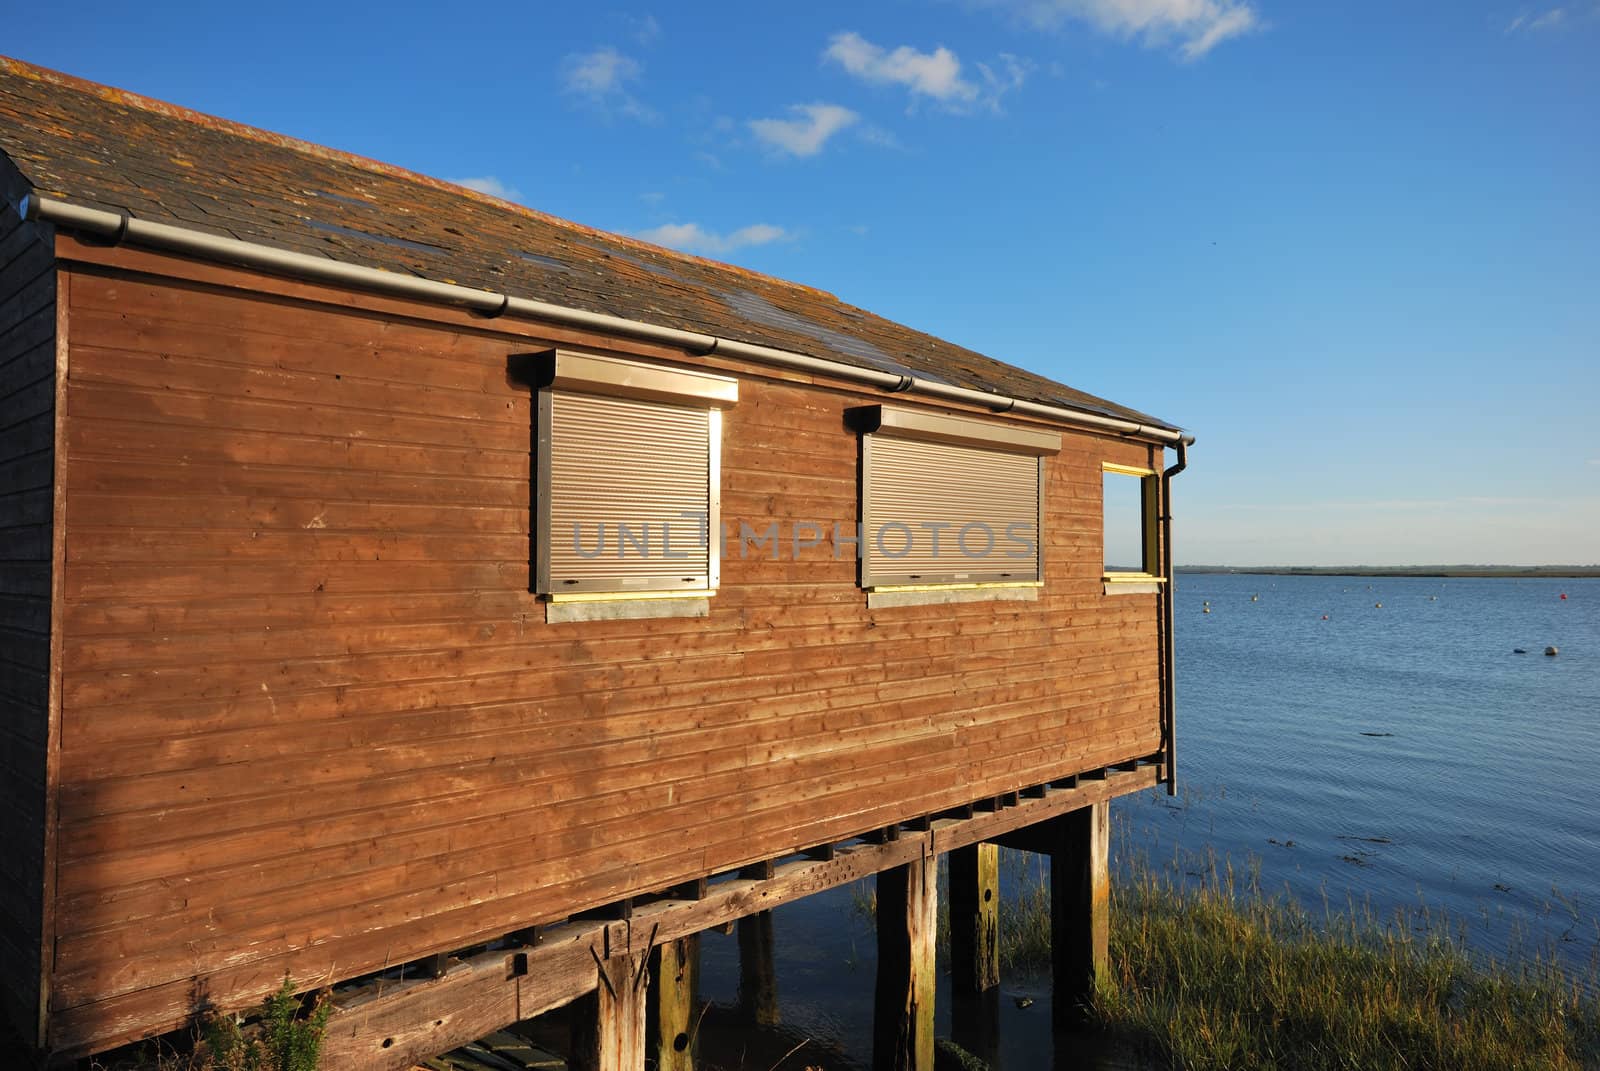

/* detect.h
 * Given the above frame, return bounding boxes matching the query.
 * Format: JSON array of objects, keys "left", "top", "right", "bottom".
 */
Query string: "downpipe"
[{"left": 1160, "top": 440, "right": 1188, "bottom": 796}]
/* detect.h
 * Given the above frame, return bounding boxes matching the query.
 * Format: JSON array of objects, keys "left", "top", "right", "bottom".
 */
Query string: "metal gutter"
[
  {"left": 1159, "top": 440, "right": 1188, "bottom": 796},
  {"left": 21, "top": 194, "right": 1194, "bottom": 447}
]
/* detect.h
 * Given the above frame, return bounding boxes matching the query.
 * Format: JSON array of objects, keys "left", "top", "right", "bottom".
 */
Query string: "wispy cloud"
[
  {"left": 748, "top": 103, "right": 861, "bottom": 157},
  {"left": 634, "top": 222, "right": 793, "bottom": 256},
  {"left": 823, "top": 32, "right": 1032, "bottom": 112},
  {"left": 825, "top": 32, "right": 976, "bottom": 103},
  {"left": 1587, "top": 458, "right": 1600, "bottom": 466},
  {"left": 983, "top": 0, "right": 1261, "bottom": 60},
  {"left": 625, "top": 13, "right": 662, "bottom": 45},
  {"left": 448, "top": 176, "right": 523, "bottom": 202},
  {"left": 562, "top": 47, "right": 655, "bottom": 121},
  {"left": 1506, "top": 7, "right": 1576, "bottom": 33}
]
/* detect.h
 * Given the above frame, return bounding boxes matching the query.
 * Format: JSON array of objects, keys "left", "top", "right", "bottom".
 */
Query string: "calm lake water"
[{"left": 693, "top": 574, "right": 1600, "bottom": 1068}]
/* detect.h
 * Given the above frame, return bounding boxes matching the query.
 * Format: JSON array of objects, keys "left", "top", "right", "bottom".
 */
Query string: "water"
[
  {"left": 1139, "top": 573, "right": 1600, "bottom": 967},
  {"left": 693, "top": 574, "right": 1600, "bottom": 1067}
]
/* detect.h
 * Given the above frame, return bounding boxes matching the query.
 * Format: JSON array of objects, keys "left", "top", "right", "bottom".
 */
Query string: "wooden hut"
[{"left": 0, "top": 56, "right": 1191, "bottom": 1069}]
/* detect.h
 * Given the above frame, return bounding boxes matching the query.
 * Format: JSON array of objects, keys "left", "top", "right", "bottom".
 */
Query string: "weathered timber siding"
[
  {"left": 50, "top": 257, "right": 1161, "bottom": 1055},
  {"left": 0, "top": 184, "right": 55, "bottom": 1052}
]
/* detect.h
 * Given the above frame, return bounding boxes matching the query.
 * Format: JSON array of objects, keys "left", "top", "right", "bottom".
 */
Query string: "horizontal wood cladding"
[
  {"left": 0, "top": 193, "right": 54, "bottom": 1053},
  {"left": 50, "top": 261, "right": 1162, "bottom": 1056}
]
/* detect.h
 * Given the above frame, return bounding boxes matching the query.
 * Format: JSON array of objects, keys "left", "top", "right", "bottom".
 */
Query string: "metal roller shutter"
[
  {"left": 863, "top": 435, "right": 1041, "bottom": 587},
  {"left": 539, "top": 392, "right": 718, "bottom": 595}
]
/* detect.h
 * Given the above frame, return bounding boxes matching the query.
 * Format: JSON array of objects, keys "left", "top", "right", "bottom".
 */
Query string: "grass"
[
  {"left": 994, "top": 843, "right": 1600, "bottom": 1070},
  {"left": 852, "top": 839, "right": 1600, "bottom": 1068}
]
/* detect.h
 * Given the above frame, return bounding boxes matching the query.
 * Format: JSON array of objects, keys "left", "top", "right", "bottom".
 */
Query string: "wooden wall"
[
  {"left": 0, "top": 182, "right": 56, "bottom": 1052},
  {"left": 49, "top": 250, "right": 1162, "bottom": 1056}
]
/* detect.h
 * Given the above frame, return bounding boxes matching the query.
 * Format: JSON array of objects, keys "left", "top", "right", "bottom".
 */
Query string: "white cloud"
[
  {"left": 448, "top": 176, "right": 522, "bottom": 202},
  {"left": 823, "top": 32, "right": 1032, "bottom": 112},
  {"left": 634, "top": 222, "right": 793, "bottom": 256},
  {"left": 562, "top": 47, "right": 655, "bottom": 120},
  {"left": 976, "top": 53, "right": 1033, "bottom": 105},
  {"left": 1507, "top": 7, "right": 1571, "bottom": 33},
  {"left": 565, "top": 47, "right": 637, "bottom": 95},
  {"left": 825, "top": 32, "right": 977, "bottom": 103},
  {"left": 988, "top": 0, "right": 1261, "bottom": 59},
  {"left": 748, "top": 103, "right": 860, "bottom": 157}
]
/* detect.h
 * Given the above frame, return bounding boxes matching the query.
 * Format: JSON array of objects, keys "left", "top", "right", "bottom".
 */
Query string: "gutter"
[
  {"left": 1159, "top": 440, "right": 1189, "bottom": 796},
  {"left": 21, "top": 194, "right": 1195, "bottom": 448}
]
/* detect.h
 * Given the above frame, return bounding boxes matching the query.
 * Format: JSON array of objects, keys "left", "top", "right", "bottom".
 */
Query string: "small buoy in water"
[
  {"left": 1251, "top": 594, "right": 1259, "bottom": 602},
  {"left": 1545, "top": 646, "right": 1559, "bottom": 657},
  {"left": 1202, "top": 606, "right": 1211, "bottom": 614},
  {"left": 1513, "top": 648, "right": 1527, "bottom": 654},
  {"left": 1374, "top": 602, "right": 1382, "bottom": 608},
  {"left": 1560, "top": 593, "right": 1567, "bottom": 600},
  {"left": 1429, "top": 596, "right": 1437, "bottom": 601},
  {"left": 1321, "top": 615, "right": 1329, "bottom": 621}
]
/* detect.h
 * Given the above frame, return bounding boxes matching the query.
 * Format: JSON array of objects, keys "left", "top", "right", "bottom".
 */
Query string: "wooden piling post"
[
  {"left": 1051, "top": 800, "right": 1110, "bottom": 1030},
  {"left": 736, "top": 911, "right": 779, "bottom": 1027},
  {"left": 948, "top": 842, "right": 1000, "bottom": 996},
  {"left": 872, "top": 851, "right": 937, "bottom": 1071},
  {"left": 570, "top": 951, "right": 647, "bottom": 1071},
  {"left": 647, "top": 936, "right": 699, "bottom": 1071}
]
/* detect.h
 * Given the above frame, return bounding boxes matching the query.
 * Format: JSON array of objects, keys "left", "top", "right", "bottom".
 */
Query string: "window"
[
  {"left": 534, "top": 350, "right": 737, "bottom": 598},
  {"left": 1102, "top": 462, "right": 1160, "bottom": 583},
  {"left": 857, "top": 405, "right": 1060, "bottom": 589}
]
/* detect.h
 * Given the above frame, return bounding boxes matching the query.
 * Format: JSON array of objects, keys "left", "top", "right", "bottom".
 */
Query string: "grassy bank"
[{"left": 993, "top": 849, "right": 1600, "bottom": 1070}]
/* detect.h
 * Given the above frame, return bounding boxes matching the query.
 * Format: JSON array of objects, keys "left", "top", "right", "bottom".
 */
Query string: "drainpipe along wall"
[{"left": 1160, "top": 440, "right": 1189, "bottom": 795}]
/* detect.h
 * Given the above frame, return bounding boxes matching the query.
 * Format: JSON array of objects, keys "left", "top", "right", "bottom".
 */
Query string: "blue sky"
[{"left": 10, "top": 1, "right": 1598, "bottom": 564}]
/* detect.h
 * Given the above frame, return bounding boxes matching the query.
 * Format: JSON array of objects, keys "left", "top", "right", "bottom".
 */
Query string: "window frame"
[
  {"left": 855, "top": 405, "right": 1061, "bottom": 592},
  {"left": 532, "top": 350, "right": 736, "bottom": 600},
  {"left": 1101, "top": 461, "right": 1164, "bottom": 585}
]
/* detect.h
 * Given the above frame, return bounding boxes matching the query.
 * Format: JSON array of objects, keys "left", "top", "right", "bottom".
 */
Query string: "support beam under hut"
[
  {"left": 1050, "top": 801, "right": 1111, "bottom": 1031},
  {"left": 569, "top": 951, "right": 647, "bottom": 1071},
  {"left": 872, "top": 852, "right": 937, "bottom": 1071},
  {"left": 647, "top": 936, "right": 699, "bottom": 1071}
]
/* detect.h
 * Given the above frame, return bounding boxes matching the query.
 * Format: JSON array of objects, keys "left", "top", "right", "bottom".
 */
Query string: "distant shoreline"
[{"left": 1177, "top": 566, "right": 1600, "bottom": 578}]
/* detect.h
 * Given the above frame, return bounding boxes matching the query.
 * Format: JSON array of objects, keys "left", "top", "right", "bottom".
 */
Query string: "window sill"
[
  {"left": 1103, "top": 574, "right": 1165, "bottom": 596},
  {"left": 545, "top": 592, "right": 712, "bottom": 623},
  {"left": 866, "top": 583, "right": 1041, "bottom": 610}
]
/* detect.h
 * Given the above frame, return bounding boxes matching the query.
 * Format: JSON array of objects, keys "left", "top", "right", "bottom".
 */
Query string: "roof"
[{"left": 0, "top": 56, "right": 1177, "bottom": 431}]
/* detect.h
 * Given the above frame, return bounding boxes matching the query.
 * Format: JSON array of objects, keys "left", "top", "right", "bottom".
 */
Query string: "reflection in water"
[
  {"left": 950, "top": 988, "right": 1001, "bottom": 1068},
  {"left": 692, "top": 879, "right": 1138, "bottom": 1069}
]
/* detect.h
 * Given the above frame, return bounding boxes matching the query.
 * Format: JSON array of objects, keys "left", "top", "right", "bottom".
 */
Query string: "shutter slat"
[
  {"left": 548, "top": 393, "right": 711, "bottom": 589},
  {"left": 865, "top": 436, "right": 1040, "bottom": 584}
]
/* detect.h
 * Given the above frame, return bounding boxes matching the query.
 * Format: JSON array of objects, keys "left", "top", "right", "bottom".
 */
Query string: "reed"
[{"left": 995, "top": 840, "right": 1600, "bottom": 1070}]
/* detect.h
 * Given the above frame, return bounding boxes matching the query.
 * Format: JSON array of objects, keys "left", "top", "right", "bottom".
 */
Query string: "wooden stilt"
[
  {"left": 569, "top": 951, "right": 647, "bottom": 1071},
  {"left": 647, "top": 936, "right": 698, "bottom": 1071},
  {"left": 1050, "top": 801, "right": 1110, "bottom": 1030},
  {"left": 948, "top": 843, "right": 1000, "bottom": 996},
  {"left": 735, "top": 911, "right": 779, "bottom": 1027},
  {"left": 872, "top": 852, "right": 936, "bottom": 1071}
]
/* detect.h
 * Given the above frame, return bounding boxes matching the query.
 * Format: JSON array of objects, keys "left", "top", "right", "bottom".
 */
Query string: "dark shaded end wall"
[{"left": 0, "top": 160, "right": 56, "bottom": 1054}]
